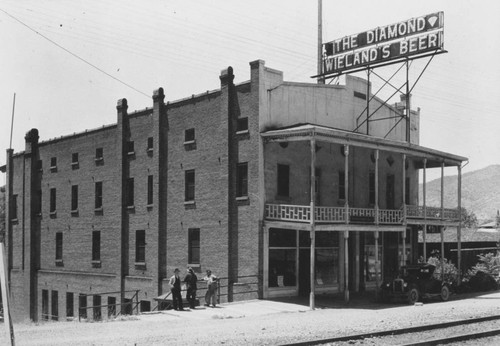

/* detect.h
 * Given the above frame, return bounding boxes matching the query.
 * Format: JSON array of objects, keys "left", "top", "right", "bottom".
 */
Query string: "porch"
[{"left": 265, "top": 204, "right": 461, "bottom": 225}]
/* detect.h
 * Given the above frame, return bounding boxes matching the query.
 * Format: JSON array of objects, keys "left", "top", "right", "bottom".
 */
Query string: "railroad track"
[{"left": 283, "top": 314, "right": 500, "bottom": 346}]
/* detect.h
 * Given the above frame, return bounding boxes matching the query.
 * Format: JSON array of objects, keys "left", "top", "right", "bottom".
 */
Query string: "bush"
[
  {"left": 427, "top": 257, "right": 460, "bottom": 286},
  {"left": 462, "top": 252, "right": 500, "bottom": 292}
]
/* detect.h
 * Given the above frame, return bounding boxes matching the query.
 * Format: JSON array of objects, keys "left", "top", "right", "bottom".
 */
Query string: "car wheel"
[
  {"left": 440, "top": 285, "right": 450, "bottom": 301},
  {"left": 408, "top": 286, "right": 419, "bottom": 305}
]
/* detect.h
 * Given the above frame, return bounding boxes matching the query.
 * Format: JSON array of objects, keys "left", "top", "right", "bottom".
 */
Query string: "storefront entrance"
[{"left": 298, "top": 249, "right": 310, "bottom": 296}]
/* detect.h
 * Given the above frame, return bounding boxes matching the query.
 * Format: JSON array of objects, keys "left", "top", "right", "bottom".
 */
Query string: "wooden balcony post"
[
  {"left": 440, "top": 162, "right": 445, "bottom": 279},
  {"left": 344, "top": 230, "right": 349, "bottom": 303},
  {"left": 344, "top": 145, "right": 349, "bottom": 224},
  {"left": 375, "top": 230, "right": 380, "bottom": 297},
  {"left": 309, "top": 138, "right": 316, "bottom": 310},
  {"left": 457, "top": 164, "right": 462, "bottom": 283},
  {"left": 375, "top": 150, "right": 379, "bottom": 225},
  {"left": 423, "top": 158, "right": 427, "bottom": 261}
]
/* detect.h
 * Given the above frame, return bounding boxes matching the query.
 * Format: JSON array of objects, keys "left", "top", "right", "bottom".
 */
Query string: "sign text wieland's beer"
[{"left": 321, "top": 12, "right": 444, "bottom": 76}]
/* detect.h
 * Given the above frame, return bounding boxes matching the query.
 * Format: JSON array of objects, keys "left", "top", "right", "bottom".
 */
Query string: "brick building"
[{"left": 2, "top": 60, "right": 467, "bottom": 321}]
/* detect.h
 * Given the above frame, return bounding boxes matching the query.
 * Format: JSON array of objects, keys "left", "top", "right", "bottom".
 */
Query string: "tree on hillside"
[{"left": 461, "top": 207, "right": 478, "bottom": 229}]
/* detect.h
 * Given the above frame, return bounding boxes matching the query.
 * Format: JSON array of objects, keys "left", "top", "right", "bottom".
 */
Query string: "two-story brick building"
[{"left": 2, "top": 59, "right": 467, "bottom": 322}]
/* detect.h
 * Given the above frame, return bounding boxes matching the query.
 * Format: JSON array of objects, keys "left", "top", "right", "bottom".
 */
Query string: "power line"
[{"left": 0, "top": 8, "right": 151, "bottom": 99}]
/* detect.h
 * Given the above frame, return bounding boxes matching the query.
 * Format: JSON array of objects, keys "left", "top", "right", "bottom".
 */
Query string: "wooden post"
[
  {"left": 423, "top": 159, "right": 427, "bottom": 261},
  {"left": 1, "top": 242, "right": 16, "bottom": 345},
  {"left": 457, "top": 165, "right": 462, "bottom": 283},
  {"left": 309, "top": 138, "right": 316, "bottom": 310},
  {"left": 441, "top": 163, "right": 445, "bottom": 280},
  {"left": 344, "top": 231, "right": 349, "bottom": 303}
]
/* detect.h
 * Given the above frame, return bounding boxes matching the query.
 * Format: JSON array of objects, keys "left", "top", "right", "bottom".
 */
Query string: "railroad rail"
[{"left": 282, "top": 314, "right": 500, "bottom": 346}]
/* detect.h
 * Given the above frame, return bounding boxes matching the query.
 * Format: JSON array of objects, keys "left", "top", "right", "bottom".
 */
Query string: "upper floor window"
[
  {"left": 339, "top": 171, "right": 346, "bottom": 200},
  {"left": 185, "top": 170, "right": 195, "bottom": 202},
  {"left": 11, "top": 194, "right": 18, "bottom": 220},
  {"left": 126, "top": 178, "right": 134, "bottom": 207},
  {"left": 405, "top": 177, "right": 410, "bottom": 205},
  {"left": 92, "top": 231, "right": 101, "bottom": 262},
  {"left": 188, "top": 228, "right": 200, "bottom": 264},
  {"left": 71, "top": 185, "right": 78, "bottom": 213},
  {"left": 237, "top": 163, "right": 248, "bottom": 198},
  {"left": 71, "top": 153, "right": 79, "bottom": 169},
  {"left": 126, "top": 141, "right": 135, "bottom": 155},
  {"left": 277, "top": 164, "right": 289, "bottom": 198},
  {"left": 50, "top": 157, "right": 57, "bottom": 172},
  {"left": 147, "top": 137, "right": 153, "bottom": 152},
  {"left": 135, "top": 230, "right": 146, "bottom": 264},
  {"left": 369, "top": 172, "right": 375, "bottom": 205},
  {"left": 55, "top": 232, "right": 63, "bottom": 261},
  {"left": 95, "top": 181, "right": 103, "bottom": 210},
  {"left": 236, "top": 117, "right": 248, "bottom": 133},
  {"left": 50, "top": 188, "right": 57, "bottom": 213},
  {"left": 147, "top": 175, "right": 154, "bottom": 206},
  {"left": 95, "top": 148, "right": 103, "bottom": 162},
  {"left": 185, "top": 128, "right": 195, "bottom": 143}
]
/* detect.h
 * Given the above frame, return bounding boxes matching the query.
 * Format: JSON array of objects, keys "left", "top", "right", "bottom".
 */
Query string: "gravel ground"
[{"left": 2, "top": 291, "right": 500, "bottom": 345}]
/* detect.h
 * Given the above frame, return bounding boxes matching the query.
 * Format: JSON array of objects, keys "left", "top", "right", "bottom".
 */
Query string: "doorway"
[{"left": 298, "top": 249, "right": 310, "bottom": 296}]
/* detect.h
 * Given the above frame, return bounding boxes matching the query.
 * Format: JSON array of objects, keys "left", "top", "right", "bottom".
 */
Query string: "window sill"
[
  {"left": 94, "top": 158, "right": 104, "bottom": 164},
  {"left": 50, "top": 166, "right": 57, "bottom": 172},
  {"left": 55, "top": 260, "right": 64, "bottom": 267},
  {"left": 184, "top": 200, "right": 195, "bottom": 205},
  {"left": 183, "top": 140, "right": 196, "bottom": 145},
  {"left": 10, "top": 218, "right": 18, "bottom": 224},
  {"left": 146, "top": 204, "right": 153, "bottom": 210},
  {"left": 49, "top": 211, "right": 57, "bottom": 218},
  {"left": 71, "top": 209, "right": 79, "bottom": 216},
  {"left": 94, "top": 207, "right": 103, "bottom": 214},
  {"left": 147, "top": 148, "right": 153, "bottom": 153},
  {"left": 71, "top": 162, "right": 79, "bottom": 170},
  {"left": 126, "top": 205, "right": 135, "bottom": 212},
  {"left": 127, "top": 151, "right": 135, "bottom": 156},
  {"left": 92, "top": 260, "right": 101, "bottom": 268},
  {"left": 135, "top": 262, "right": 146, "bottom": 270},
  {"left": 236, "top": 196, "right": 248, "bottom": 201},
  {"left": 236, "top": 130, "right": 249, "bottom": 135}
]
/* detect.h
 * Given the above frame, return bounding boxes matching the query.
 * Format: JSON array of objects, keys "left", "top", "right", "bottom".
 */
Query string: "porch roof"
[{"left": 261, "top": 124, "right": 468, "bottom": 168}]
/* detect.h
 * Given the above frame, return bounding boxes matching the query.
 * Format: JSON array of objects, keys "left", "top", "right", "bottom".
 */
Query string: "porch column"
[
  {"left": 402, "top": 154, "right": 407, "bottom": 266},
  {"left": 344, "top": 145, "right": 349, "bottom": 303},
  {"left": 423, "top": 159, "right": 427, "bottom": 261},
  {"left": 309, "top": 138, "right": 316, "bottom": 310},
  {"left": 402, "top": 230, "right": 406, "bottom": 267},
  {"left": 375, "top": 230, "right": 380, "bottom": 293},
  {"left": 457, "top": 164, "right": 462, "bottom": 283},
  {"left": 375, "top": 150, "right": 379, "bottom": 225},
  {"left": 440, "top": 162, "right": 445, "bottom": 280},
  {"left": 344, "top": 230, "right": 349, "bottom": 303}
]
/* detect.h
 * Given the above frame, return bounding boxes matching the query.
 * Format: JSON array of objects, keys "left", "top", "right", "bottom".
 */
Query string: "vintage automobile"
[{"left": 380, "top": 263, "right": 451, "bottom": 304}]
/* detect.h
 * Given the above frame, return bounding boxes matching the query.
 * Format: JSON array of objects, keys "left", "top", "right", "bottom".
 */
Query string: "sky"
[{"left": 1, "top": 0, "right": 499, "bottom": 183}]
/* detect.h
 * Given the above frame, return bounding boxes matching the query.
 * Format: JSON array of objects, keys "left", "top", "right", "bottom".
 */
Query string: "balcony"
[{"left": 265, "top": 204, "right": 460, "bottom": 225}]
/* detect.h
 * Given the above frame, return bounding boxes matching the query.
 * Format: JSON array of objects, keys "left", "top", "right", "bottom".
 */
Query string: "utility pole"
[{"left": 317, "top": 0, "right": 324, "bottom": 84}]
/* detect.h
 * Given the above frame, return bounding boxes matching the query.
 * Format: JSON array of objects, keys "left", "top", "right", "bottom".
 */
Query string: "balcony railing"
[{"left": 265, "top": 204, "right": 460, "bottom": 225}]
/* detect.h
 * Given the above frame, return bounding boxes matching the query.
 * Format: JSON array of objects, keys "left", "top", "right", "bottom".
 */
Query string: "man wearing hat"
[
  {"left": 169, "top": 268, "right": 184, "bottom": 311},
  {"left": 184, "top": 267, "right": 198, "bottom": 309}
]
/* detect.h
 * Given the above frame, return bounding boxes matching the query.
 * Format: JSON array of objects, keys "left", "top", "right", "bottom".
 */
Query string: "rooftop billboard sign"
[{"left": 320, "top": 12, "right": 444, "bottom": 77}]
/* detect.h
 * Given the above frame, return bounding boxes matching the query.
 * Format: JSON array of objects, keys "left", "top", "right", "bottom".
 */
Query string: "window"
[
  {"left": 369, "top": 172, "right": 375, "bottom": 205},
  {"left": 147, "top": 175, "right": 153, "bottom": 205},
  {"left": 107, "top": 297, "right": 116, "bottom": 317},
  {"left": 37, "top": 159, "right": 43, "bottom": 171},
  {"left": 185, "top": 128, "right": 195, "bottom": 143},
  {"left": 93, "top": 295, "right": 102, "bottom": 320},
  {"left": 268, "top": 228, "right": 296, "bottom": 288},
  {"left": 66, "top": 292, "right": 74, "bottom": 318},
  {"left": 11, "top": 194, "right": 18, "bottom": 220},
  {"left": 277, "top": 164, "right": 289, "bottom": 197},
  {"left": 339, "top": 171, "right": 346, "bottom": 200},
  {"left": 92, "top": 231, "right": 101, "bottom": 262},
  {"left": 56, "top": 232, "right": 63, "bottom": 262},
  {"left": 140, "top": 300, "right": 151, "bottom": 312},
  {"left": 126, "top": 178, "right": 134, "bottom": 207},
  {"left": 36, "top": 190, "right": 42, "bottom": 215},
  {"left": 71, "top": 153, "right": 79, "bottom": 168},
  {"left": 79, "top": 294, "right": 87, "bottom": 319},
  {"left": 71, "top": 185, "right": 78, "bottom": 212},
  {"left": 126, "top": 141, "right": 135, "bottom": 154},
  {"left": 185, "top": 170, "right": 195, "bottom": 202},
  {"left": 95, "top": 148, "right": 103, "bottom": 161},
  {"left": 236, "top": 117, "right": 248, "bottom": 133},
  {"left": 50, "top": 157, "right": 57, "bottom": 171},
  {"left": 188, "top": 228, "right": 200, "bottom": 264},
  {"left": 95, "top": 182, "right": 103, "bottom": 209},
  {"left": 135, "top": 230, "right": 146, "bottom": 263},
  {"left": 237, "top": 163, "right": 248, "bottom": 198},
  {"left": 42, "top": 289, "right": 49, "bottom": 321},
  {"left": 50, "top": 188, "right": 57, "bottom": 213},
  {"left": 51, "top": 290, "right": 59, "bottom": 321},
  {"left": 405, "top": 177, "right": 410, "bottom": 205},
  {"left": 147, "top": 137, "right": 153, "bottom": 151}
]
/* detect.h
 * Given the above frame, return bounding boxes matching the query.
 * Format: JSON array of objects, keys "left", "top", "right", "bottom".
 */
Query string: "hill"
[{"left": 419, "top": 164, "right": 500, "bottom": 221}]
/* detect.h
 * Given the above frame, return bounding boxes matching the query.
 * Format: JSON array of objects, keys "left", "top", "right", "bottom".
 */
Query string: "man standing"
[
  {"left": 169, "top": 268, "right": 184, "bottom": 311},
  {"left": 203, "top": 269, "right": 218, "bottom": 307},
  {"left": 184, "top": 267, "right": 198, "bottom": 309}
]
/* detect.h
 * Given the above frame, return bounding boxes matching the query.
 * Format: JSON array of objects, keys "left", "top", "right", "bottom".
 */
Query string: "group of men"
[{"left": 168, "top": 267, "right": 218, "bottom": 311}]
